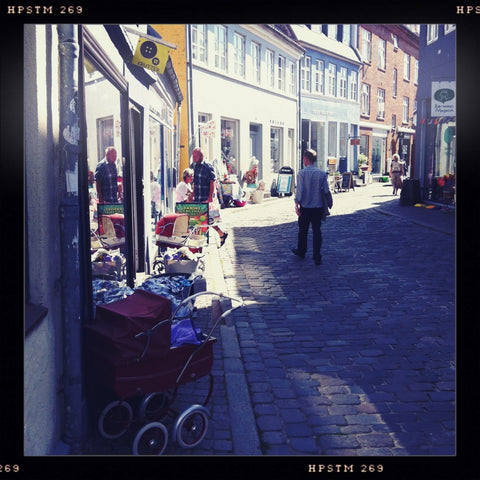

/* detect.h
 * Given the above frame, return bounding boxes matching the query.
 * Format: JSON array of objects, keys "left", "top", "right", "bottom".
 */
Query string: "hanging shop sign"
[
  {"left": 124, "top": 26, "right": 177, "bottom": 75},
  {"left": 431, "top": 81, "right": 456, "bottom": 117},
  {"left": 132, "top": 37, "right": 171, "bottom": 74}
]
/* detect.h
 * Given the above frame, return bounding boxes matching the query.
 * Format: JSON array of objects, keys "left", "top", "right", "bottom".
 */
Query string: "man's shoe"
[{"left": 292, "top": 248, "right": 305, "bottom": 259}]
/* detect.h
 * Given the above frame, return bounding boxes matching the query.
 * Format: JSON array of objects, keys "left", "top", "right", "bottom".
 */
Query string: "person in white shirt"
[{"left": 175, "top": 168, "right": 194, "bottom": 203}]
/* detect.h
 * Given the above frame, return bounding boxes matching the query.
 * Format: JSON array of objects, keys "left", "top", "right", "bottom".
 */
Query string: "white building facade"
[
  {"left": 188, "top": 24, "right": 304, "bottom": 187},
  {"left": 291, "top": 24, "right": 362, "bottom": 173}
]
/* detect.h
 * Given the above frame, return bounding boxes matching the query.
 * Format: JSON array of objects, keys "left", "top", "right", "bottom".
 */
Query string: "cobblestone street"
[{"left": 216, "top": 183, "right": 455, "bottom": 455}]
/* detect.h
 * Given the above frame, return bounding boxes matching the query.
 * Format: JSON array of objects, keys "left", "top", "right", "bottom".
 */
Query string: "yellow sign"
[{"left": 132, "top": 37, "right": 170, "bottom": 74}]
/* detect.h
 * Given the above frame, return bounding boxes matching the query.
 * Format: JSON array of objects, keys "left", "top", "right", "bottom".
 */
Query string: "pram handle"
[
  {"left": 170, "top": 291, "right": 242, "bottom": 323},
  {"left": 174, "top": 293, "right": 244, "bottom": 384},
  {"left": 134, "top": 292, "right": 243, "bottom": 363}
]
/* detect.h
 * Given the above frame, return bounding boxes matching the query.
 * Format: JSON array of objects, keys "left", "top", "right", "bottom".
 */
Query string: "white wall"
[{"left": 24, "top": 24, "right": 64, "bottom": 456}]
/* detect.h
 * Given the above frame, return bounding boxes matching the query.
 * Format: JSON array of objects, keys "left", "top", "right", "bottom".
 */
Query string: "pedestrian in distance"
[
  {"left": 175, "top": 168, "right": 194, "bottom": 203},
  {"left": 192, "top": 147, "right": 228, "bottom": 247},
  {"left": 390, "top": 153, "right": 405, "bottom": 196},
  {"left": 292, "top": 148, "right": 333, "bottom": 265},
  {"left": 95, "top": 146, "right": 119, "bottom": 204}
]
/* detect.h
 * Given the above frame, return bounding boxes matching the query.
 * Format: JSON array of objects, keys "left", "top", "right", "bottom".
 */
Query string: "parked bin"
[
  {"left": 399, "top": 178, "right": 422, "bottom": 206},
  {"left": 276, "top": 166, "right": 294, "bottom": 197}
]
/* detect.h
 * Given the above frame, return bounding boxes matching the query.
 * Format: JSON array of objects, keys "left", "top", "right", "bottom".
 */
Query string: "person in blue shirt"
[
  {"left": 192, "top": 147, "right": 228, "bottom": 247},
  {"left": 292, "top": 149, "right": 332, "bottom": 265}
]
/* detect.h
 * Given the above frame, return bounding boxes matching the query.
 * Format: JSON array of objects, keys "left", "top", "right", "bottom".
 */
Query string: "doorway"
[{"left": 249, "top": 123, "right": 262, "bottom": 175}]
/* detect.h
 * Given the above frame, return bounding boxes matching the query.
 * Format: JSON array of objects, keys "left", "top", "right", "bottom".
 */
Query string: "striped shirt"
[{"left": 294, "top": 165, "right": 329, "bottom": 209}]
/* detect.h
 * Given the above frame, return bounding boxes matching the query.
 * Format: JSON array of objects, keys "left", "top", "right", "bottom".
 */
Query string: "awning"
[{"left": 397, "top": 126, "right": 416, "bottom": 134}]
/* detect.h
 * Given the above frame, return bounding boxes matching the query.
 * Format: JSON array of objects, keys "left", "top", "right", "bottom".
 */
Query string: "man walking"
[
  {"left": 292, "top": 149, "right": 332, "bottom": 265},
  {"left": 192, "top": 147, "right": 228, "bottom": 247}
]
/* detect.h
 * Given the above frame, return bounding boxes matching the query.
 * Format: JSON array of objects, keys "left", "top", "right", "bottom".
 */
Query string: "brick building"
[{"left": 358, "top": 25, "right": 419, "bottom": 177}]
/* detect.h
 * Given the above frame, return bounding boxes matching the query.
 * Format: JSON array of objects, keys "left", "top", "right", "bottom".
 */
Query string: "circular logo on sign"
[
  {"left": 434, "top": 88, "right": 455, "bottom": 104},
  {"left": 152, "top": 57, "right": 160, "bottom": 66},
  {"left": 140, "top": 41, "right": 157, "bottom": 59}
]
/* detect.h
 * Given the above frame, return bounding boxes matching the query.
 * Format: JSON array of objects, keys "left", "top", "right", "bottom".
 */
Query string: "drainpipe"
[
  {"left": 57, "top": 24, "right": 83, "bottom": 454},
  {"left": 298, "top": 55, "right": 303, "bottom": 172},
  {"left": 176, "top": 102, "right": 182, "bottom": 178},
  {"left": 186, "top": 25, "right": 195, "bottom": 154}
]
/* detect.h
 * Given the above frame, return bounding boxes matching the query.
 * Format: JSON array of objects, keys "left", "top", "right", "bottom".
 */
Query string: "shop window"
[
  {"left": 339, "top": 123, "right": 348, "bottom": 158},
  {"left": 270, "top": 127, "right": 283, "bottom": 173},
  {"left": 221, "top": 118, "right": 239, "bottom": 174},
  {"left": 83, "top": 44, "right": 130, "bottom": 293},
  {"left": 198, "top": 113, "right": 214, "bottom": 162},
  {"left": 360, "top": 134, "right": 369, "bottom": 158},
  {"left": 328, "top": 122, "right": 337, "bottom": 158}
]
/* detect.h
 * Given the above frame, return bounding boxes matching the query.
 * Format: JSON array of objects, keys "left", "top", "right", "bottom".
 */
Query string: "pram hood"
[{"left": 85, "top": 290, "right": 172, "bottom": 365}]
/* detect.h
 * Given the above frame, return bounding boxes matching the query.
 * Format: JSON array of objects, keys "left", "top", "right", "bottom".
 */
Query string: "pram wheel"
[
  {"left": 98, "top": 400, "right": 133, "bottom": 440},
  {"left": 132, "top": 422, "right": 168, "bottom": 455},
  {"left": 138, "top": 389, "right": 175, "bottom": 422},
  {"left": 173, "top": 405, "right": 209, "bottom": 449}
]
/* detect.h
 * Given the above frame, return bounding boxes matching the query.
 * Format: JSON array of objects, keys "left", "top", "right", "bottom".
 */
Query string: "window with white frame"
[
  {"left": 233, "top": 32, "right": 245, "bottom": 77},
  {"left": 301, "top": 56, "right": 311, "bottom": 92},
  {"left": 361, "top": 83, "right": 370, "bottom": 116},
  {"left": 191, "top": 24, "right": 207, "bottom": 63},
  {"left": 393, "top": 68, "right": 398, "bottom": 97},
  {"left": 393, "top": 34, "right": 398, "bottom": 50},
  {"left": 414, "top": 59, "right": 419, "bottom": 85},
  {"left": 402, "top": 96, "right": 409, "bottom": 123},
  {"left": 339, "top": 67, "right": 347, "bottom": 99},
  {"left": 266, "top": 49, "right": 275, "bottom": 88},
  {"left": 342, "top": 25, "right": 351, "bottom": 46},
  {"left": 278, "top": 55, "right": 286, "bottom": 91},
  {"left": 214, "top": 25, "right": 227, "bottom": 71},
  {"left": 377, "top": 88, "right": 385, "bottom": 119},
  {"left": 378, "top": 38, "right": 386, "bottom": 70},
  {"left": 288, "top": 61, "right": 296, "bottom": 95},
  {"left": 327, "top": 63, "right": 337, "bottom": 96},
  {"left": 444, "top": 24, "right": 455, "bottom": 35},
  {"left": 251, "top": 42, "right": 261, "bottom": 84},
  {"left": 403, "top": 53, "right": 410, "bottom": 81},
  {"left": 327, "top": 25, "right": 337, "bottom": 39},
  {"left": 314, "top": 59, "right": 324, "bottom": 94},
  {"left": 427, "top": 24, "right": 439, "bottom": 44},
  {"left": 349, "top": 70, "right": 358, "bottom": 101},
  {"left": 362, "top": 29, "right": 372, "bottom": 62}
]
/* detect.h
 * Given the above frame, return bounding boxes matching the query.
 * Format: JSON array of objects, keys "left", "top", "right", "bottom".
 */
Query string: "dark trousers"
[{"left": 297, "top": 207, "right": 323, "bottom": 261}]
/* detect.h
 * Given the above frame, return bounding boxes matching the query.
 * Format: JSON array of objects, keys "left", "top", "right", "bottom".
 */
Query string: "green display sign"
[{"left": 175, "top": 202, "right": 209, "bottom": 235}]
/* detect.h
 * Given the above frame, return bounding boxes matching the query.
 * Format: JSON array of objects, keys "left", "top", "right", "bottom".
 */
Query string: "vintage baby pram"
[
  {"left": 84, "top": 289, "right": 242, "bottom": 455},
  {"left": 153, "top": 213, "right": 207, "bottom": 274}
]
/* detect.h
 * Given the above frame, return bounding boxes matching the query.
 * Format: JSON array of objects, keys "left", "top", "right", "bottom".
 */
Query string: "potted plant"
[{"left": 358, "top": 154, "right": 369, "bottom": 172}]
